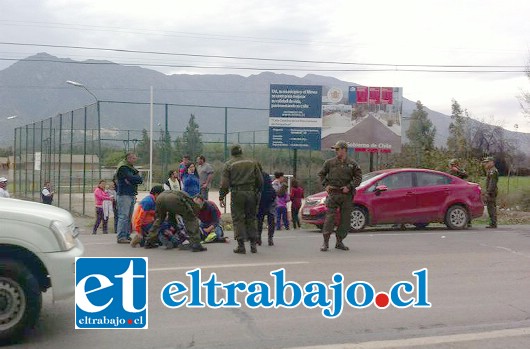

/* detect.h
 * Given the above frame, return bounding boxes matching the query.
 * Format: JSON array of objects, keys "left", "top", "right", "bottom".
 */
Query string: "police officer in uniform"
[
  {"left": 144, "top": 190, "right": 207, "bottom": 251},
  {"left": 482, "top": 156, "right": 498, "bottom": 228},
  {"left": 448, "top": 159, "right": 468, "bottom": 179},
  {"left": 219, "top": 145, "right": 264, "bottom": 254},
  {"left": 318, "top": 140, "right": 362, "bottom": 251}
]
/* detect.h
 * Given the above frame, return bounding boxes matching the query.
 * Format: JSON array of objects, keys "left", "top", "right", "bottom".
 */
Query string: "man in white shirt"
[
  {"left": 163, "top": 170, "right": 182, "bottom": 191},
  {"left": 0, "top": 177, "right": 10, "bottom": 198}
]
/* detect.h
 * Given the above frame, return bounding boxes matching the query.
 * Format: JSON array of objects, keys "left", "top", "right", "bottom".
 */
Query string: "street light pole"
[
  {"left": 66, "top": 80, "right": 98, "bottom": 102},
  {"left": 66, "top": 80, "right": 102, "bottom": 179}
]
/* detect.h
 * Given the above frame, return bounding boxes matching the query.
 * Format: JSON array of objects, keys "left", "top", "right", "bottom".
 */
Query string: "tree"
[
  {"left": 406, "top": 101, "right": 436, "bottom": 151},
  {"left": 519, "top": 57, "right": 530, "bottom": 117},
  {"left": 405, "top": 101, "right": 436, "bottom": 166},
  {"left": 135, "top": 129, "right": 150, "bottom": 165},
  {"left": 174, "top": 114, "right": 203, "bottom": 160},
  {"left": 446, "top": 99, "right": 468, "bottom": 157}
]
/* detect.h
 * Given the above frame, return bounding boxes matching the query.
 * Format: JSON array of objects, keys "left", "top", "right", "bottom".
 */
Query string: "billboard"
[
  {"left": 268, "top": 84, "right": 322, "bottom": 150},
  {"left": 270, "top": 84, "right": 403, "bottom": 153}
]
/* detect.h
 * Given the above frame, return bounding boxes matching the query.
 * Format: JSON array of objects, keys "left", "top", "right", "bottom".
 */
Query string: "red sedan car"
[{"left": 301, "top": 168, "right": 484, "bottom": 231}]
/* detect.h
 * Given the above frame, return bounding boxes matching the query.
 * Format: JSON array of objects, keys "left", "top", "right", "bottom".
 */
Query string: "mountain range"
[{"left": 1, "top": 52, "right": 529, "bottom": 157}]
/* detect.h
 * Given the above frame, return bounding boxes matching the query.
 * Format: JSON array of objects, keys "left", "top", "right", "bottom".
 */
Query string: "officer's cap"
[
  {"left": 231, "top": 144, "right": 243, "bottom": 156},
  {"left": 331, "top": 140, "right": 348, "bottom": 149},
  {"left": 482, "top": 156, "right": 494, "bottom": 163}
]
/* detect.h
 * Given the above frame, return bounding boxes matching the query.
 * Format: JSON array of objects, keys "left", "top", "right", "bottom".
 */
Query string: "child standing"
[
  {"left": 93, "top": 180, "right": 112, "bottom": 234},
  {"left": 290, "top": 178, "right": 304, "bottom": 229},
  {"left": 275, "top": 183, "right": 290, "bottom": 231}
]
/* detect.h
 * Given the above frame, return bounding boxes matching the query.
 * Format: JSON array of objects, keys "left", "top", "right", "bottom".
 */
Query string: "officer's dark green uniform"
[
  {"left": 448, "top": 159, "right": 468, "bottom": 179},
  {"left": 482, "top": 156, "right": 498, "bottom": 228},
  {"left": 318, "top": 140, "right": 362, "bottom": 251},
  {"left": 219, "top": 145, "right": 263, "bottom": 254},
  {"left": 144, "top": 190, "right": 206, "bottom": 251}
]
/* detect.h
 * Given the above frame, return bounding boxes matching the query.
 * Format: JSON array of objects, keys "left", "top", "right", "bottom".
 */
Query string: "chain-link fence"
[{"left": 14, "top": 100, "right": 383, "bottom": 216}]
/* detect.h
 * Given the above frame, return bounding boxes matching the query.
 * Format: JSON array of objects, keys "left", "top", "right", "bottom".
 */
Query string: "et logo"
[{"left": 75, "top": 257, "right": 148, "bottom": 329}]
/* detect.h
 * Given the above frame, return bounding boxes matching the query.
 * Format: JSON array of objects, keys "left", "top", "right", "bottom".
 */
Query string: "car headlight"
[
  {"left": 50, "top": 220, "right": 76, "bottom": 251},
  {"left": 318, "top": 197, "right": 326, "bottom": 205}
]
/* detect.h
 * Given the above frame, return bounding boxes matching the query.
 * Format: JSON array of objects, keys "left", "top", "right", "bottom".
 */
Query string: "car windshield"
[{"left": 359, "top": 171, "right": 387, "bottom": 188}]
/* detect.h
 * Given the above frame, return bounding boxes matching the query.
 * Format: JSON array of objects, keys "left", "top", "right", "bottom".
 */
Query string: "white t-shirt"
[{"left": 0, "top": 187, "right": 10, "bottom": 198}]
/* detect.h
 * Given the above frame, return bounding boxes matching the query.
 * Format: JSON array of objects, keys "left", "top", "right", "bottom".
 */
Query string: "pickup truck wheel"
[{"left": 0, "top": 260, "right": 42, "bottom": 344}]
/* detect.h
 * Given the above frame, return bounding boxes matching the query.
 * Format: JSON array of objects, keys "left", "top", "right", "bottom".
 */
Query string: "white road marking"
[
  {"left": 288, "top": 327, "right": 530, "bottom": 349},
  {"left": 150, "top": 261, "right": 309, "bottom": 272},
  {"left": 480, "top": 243, "right": 530, "bottom": 258}
]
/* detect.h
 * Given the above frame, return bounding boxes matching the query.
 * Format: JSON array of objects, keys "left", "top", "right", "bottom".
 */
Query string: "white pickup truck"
[{"left": 0, "top": 198, "right": 84, "bottom": 344}]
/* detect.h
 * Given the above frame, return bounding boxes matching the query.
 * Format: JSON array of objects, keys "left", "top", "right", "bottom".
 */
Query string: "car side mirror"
[{"left": 375, "top": 185, "right": 388, "bottom": 193}]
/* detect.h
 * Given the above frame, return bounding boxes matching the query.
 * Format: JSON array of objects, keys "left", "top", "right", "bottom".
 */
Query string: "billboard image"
[
  {"left": 322, "top": 86, "right": 403, "bottom": 153},
  {"left": 269, "top": 84, "right": 403, "bottom": 153}
]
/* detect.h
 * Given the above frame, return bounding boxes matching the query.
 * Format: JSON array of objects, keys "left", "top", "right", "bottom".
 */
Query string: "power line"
[
  {"left": 0, "top": 41, "right": 526, "bottom": 69},
  {"left": 0, "top": 57, "right": 525, "bottom": 73}
]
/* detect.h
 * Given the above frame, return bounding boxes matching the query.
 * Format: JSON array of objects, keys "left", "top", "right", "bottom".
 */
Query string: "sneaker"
[
  {"left": 117, "top": 238, "right": 129, "bottom": 244},
  {"left": 130, "top": 234, "right": 142, "bottom": 248},
  {"left": 205, "top": 232, "right": 217, "bottom": 243}
]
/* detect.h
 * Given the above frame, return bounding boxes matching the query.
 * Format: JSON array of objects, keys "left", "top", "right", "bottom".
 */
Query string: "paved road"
[{"left": 10, "top": 225, "right": 530, "bottom": 349}]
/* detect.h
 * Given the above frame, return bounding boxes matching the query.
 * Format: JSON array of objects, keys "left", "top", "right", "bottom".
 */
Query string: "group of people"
[
  {"left": 448, "top": 157, "right": 498, "bottom": 228},
  {"left": 94, "top": 152, "right": 223, "bottom": 252},
  {"left": 90, "top": 140, "right": 500, "bottom": 255}
]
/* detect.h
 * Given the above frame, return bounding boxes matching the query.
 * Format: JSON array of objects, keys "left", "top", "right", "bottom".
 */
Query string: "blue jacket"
[
  {"left": 115, "top": 160, "right": 143, "bottom": 196},
  {"left": 183, "top": 173, "right": 200, "bottom": 197}
]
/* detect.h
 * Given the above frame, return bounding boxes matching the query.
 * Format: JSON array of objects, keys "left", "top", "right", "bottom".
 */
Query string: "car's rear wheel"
[
  {"left": 0, "top": 260, "right": 42, "bottom": 345},
  {"left": 350, "top": 206, "right": 368, "bottom": 232},
  {"left": 445, "top": 205, "right": 469, "bottom": 230},
  {"left": 316, "top": 224, "right": 323, "bottom": 230}
]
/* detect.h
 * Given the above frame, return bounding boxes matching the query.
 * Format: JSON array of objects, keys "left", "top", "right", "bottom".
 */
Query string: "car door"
[
  {"left": 412, "top": 171, "right": 452, "bottom": 222},
  {"left": 368, "top": 171, "right": 415, "bottom": 224}
]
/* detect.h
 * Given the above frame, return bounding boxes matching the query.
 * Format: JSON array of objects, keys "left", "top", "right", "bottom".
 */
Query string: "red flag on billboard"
[
  {"left": 369, "top": 87, "right": 381, "bottom": 104},
  {"left": 381, "top": 87, "right": 393, "bottom": 105},
  {"left": 356, "top": 86, "right": 368, "bottom": 104}
]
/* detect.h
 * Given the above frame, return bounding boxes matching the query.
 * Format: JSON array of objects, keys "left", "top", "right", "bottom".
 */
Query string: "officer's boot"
[
  {"left": 250, "top": 238, "right": 257, "bottom": 253},
  {"left": 268, "top": 232, "right": 274, "bottom": 246},
  {"left": 335, "top": 236, "right": 350, "bottom": 251},
  {"left": 233, "top": 239, "right": 246, "bottom": 254},
  {"left": 257, "top": 233, "right": 262, "bottom": 246},
  {"left": 320, "top": 232, "right": 331, "bottom": 252}
]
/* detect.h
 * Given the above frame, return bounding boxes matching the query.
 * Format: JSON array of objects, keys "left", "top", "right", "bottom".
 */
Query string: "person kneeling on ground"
[
  {"left": 144, "top": 190, "right": 207, "bottom": 252},
  {"left": 193, "top": 195, "right": 228, "bottom": 243},
  {"left": 130, "top": 185, "right": 165, "bottom": 247}
]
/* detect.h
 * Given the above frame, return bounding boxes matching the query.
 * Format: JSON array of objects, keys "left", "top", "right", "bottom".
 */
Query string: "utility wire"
[
  {"left": 0, "top": 41, "right": 525, "bottom": 69},
  {"left": 0, "top": 57, "right": 525, "bottom": 73}
]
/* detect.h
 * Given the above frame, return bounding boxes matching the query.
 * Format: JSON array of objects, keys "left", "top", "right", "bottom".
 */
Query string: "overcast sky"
[{"left": 2, "top": 0, "right": 530, "bottom": 132}]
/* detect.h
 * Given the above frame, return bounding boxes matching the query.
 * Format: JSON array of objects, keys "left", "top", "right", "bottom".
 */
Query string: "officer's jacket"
[
  {"left": 318, "top": 157, "right": 362, "bottom": 192},
  {"left": 485, "top": 167, "right": 499, "bottom": 195},
  {"left": 219, "top": 155, "right": 264, "bottom": 199}
]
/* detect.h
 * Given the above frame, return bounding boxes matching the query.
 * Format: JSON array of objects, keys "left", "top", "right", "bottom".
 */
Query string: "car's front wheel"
[
  {"left": 0, "top": 260, "right": 42, "bottom": 345},
  {"left": 445, "top": 205, "right": 469, "bottom": 230},
  {"left": 350, "top": 206, "right": 368, "bottom": 232}
]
